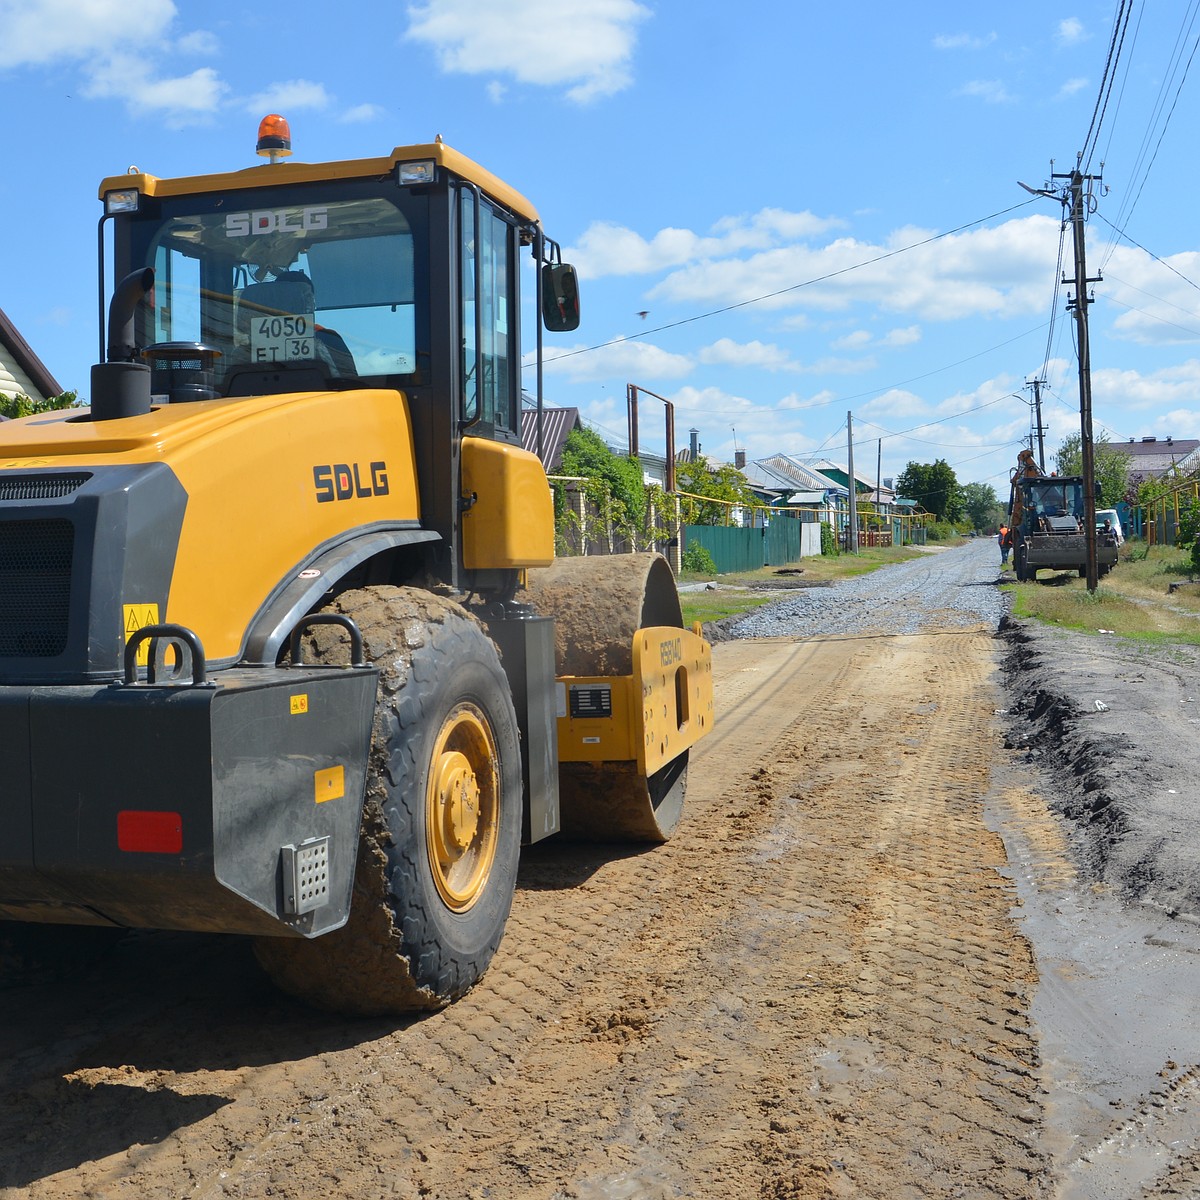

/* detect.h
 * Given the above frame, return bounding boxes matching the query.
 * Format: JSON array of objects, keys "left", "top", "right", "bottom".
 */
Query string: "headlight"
[
  {"left": 399, "top": 160, "right": 435, "bottom": 185},
  {"left": 105, "top": 188, "right": 140, "bottom": 214}
]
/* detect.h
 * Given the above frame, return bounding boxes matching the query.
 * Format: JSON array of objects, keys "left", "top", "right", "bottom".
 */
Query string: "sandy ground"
[{"left": 0, "top": 602, "right": 1197, "bottom": 1198}]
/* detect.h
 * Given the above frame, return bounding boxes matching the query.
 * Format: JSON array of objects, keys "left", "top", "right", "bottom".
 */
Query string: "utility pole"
[
  {"left": 1020, "top": 165, "right": 1103, "bottom": 592},
  {"left": 1026, "top": 377, "right": 1048, "bottom": 471},
  {"left": 846, "top": 412, "right": 858, "bottom": 554},
  {"left": 1054, "top": 165, "right": 1103, "bottom": 592}
]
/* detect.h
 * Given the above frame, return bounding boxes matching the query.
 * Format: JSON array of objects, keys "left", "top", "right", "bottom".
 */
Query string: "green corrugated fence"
[{"left": 683, "top": 520, "right": 806, "bottom": 572}]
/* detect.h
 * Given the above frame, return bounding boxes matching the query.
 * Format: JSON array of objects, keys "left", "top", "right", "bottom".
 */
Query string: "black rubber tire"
[
  {"left": 254, "top": 587, "right": 522, "bottom": 1016},
  {"left": 1015, "top": 542, "right": 1032, "bottom": 582}
]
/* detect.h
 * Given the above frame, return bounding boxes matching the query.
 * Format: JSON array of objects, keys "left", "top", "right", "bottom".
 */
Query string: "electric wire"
[
  {"left": 531, "top": 197, "right": 1039, "bottom": 369},
  {"left": 1083, "top": 0, "right": 1135, "bottom": 173},
  {"left": 1099, "top": 1, "right": 1200, "bottom": 271},
  {"left": 1099, "top": 0, "right": 1147, "bottom": 170},
  {"left": 1097, "top": 212, "right": 1200, "bottom": 297}
]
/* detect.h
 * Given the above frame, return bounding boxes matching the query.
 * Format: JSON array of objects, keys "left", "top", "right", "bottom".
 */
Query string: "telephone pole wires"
[
  {"left": 1026, "top": 376, "right": 1048, "bottom": 471},
  {"left": 1056, "top": 166, "right": 1103, "bottom": 592},
  {"left": 1020, "top": 164, "right": 1104, "bottom": 592},
  {"left": 846, "top": 412, "right": 859, "bottom": 555}
]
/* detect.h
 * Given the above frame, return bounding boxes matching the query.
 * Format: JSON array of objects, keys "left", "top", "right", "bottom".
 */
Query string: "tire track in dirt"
[{"left": 0, "top": 628, "right": 1045, "bottom": 1200}]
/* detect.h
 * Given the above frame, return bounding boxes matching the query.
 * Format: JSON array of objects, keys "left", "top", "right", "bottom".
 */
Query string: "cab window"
[{"left": 460, "top": 190, "right": 517, "bottom": 432}]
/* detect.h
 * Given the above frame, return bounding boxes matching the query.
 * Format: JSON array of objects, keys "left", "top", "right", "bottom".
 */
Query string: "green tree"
[
  {"left": 559, "top": 426, "right": 648, "bottom": 528},
  {"left": 1053, "top": 433, "right": 1132, "bottom": 507},
  {"left": 895, "top": 459, "right": 964, "bottom": 522},
  {"left": 0, "top": 391, "right": 78, "bottom": 420},
  {"left": 675, "top": 457, "right": 753, "bottom": 525},
  {"left": 961, "top": 481, "right": 1000, "bottom": 531},
  {"left": 1177, "top": 495, "right": 1200, "bottom": 575}
]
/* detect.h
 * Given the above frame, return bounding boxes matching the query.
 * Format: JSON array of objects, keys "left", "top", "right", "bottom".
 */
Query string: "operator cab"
[{"left": 96, "top": 116, "right": 580, "bottom": 422}]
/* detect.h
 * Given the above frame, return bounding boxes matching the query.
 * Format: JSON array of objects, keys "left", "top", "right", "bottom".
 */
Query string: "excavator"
[{"left": 1008, "top": 449, "right": 1118, "bottom": 580}]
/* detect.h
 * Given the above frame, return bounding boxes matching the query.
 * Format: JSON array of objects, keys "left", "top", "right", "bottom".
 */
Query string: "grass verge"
[{"left": 1005, "top": 544, "right": 1200, "bottom": 644}]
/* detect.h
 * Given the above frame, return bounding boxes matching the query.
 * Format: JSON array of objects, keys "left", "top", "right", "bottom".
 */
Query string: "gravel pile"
[{"left": 728, "top": 540, "right": 1007, "bottom": 639}]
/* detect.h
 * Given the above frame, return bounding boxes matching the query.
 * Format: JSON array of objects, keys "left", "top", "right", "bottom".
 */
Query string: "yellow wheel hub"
[{"left": 426, "top": 704, "right": 500, "bottom": 912}]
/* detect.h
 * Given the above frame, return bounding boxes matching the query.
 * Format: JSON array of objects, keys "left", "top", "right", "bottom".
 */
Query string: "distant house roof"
[
  {"left": 809, "top": 458, "right": 894, "bottom": 500},
  {"left": 1102, "top": 436, "right": 1200, "bottom": 479},
  {"left": 738, "top": 456, "right": 846, "bottom": 507},
  {"left": 520, "top": 406, "right": 583, "bottom": 472},
  {"left": 754, "top": 453, "right": 842, "bottom": 493},
  {"left": 0, "top": 306, "right": 61, "bottom": 404}
]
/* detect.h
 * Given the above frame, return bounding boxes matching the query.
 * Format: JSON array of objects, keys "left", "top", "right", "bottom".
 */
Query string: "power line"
[
  {"left": 1100, "top": 1, "right": 1200, "bottom": 269},
  {"left": 1083, "top": 0, "right": 1136, "bottom": 171},
  {"left": 530, "top": 198, "right": 1039, "bottom": 369},
  {"left": 1096, "top": 212, "right": 1200, "bottom": 297}
]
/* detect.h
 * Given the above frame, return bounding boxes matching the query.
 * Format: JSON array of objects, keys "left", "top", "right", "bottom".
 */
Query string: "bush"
[
  {"left": 926, "top": 520, "right": 957, "bottom": 541},
  {"left": 0, "top": 391, "right": 78, "bottom": 419},
  {"left": 681, "top": 544, "right": 717, "bottom": 575},
  {"left": 820, "top": 522, "right": 838, "bottom": 556},
  {"left": 1178, "top": 497, "right": 1200, "bottom": 576}
]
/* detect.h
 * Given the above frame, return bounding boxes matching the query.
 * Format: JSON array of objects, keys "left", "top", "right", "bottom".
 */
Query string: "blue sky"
[{"left": 2, "top": 0, "right": 1199, "bottom": 497}]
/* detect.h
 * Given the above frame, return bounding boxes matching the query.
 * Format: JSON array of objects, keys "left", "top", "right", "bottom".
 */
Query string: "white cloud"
[
  {"left": 668, "top": 384, "right": 759, "bottom": 420},
  {"left": 933, "top": 32, "right": 997, "bottom": 50},
  {"left": 800, "top": 355, "right": 878, "bottom": 376},
  {"left": 244, "top": 79, "right": 332, "bottom": 114},
  {"left": 405, "top": 0, "right": 650, "bottom": 103},
  {"left": 537, "top": 336, "right": 692, "bottom": 384},
  {"left": 1057, "top": 18, "right": 1086, "bottom": 46},
  {"left": 832, "top": 330, "right": 873, "bottom": 351},
  {"left": 956, "top": 79, "right": 1014, "bottom": 104},
  {"left": 0, "top": 0, "right": 176, "bottom": 65},
  {"left": 0, "top": 0, "right": 230, "bottom": 124},
  {"left": 830, "top": 325, "right": 920, "bottom": 351},
  {"left": 177, "top": 29, "right": 218, "bottom": 56},
  {"left": 340, "top": 103, "right": 385, "bottom": 123},
  {"left": 1092, "top": 361, "right": 1200, "bottom": 415},
  {"left": 84, "top": 55, "right": 226, "bottom": 127},
  {"left": 697, "top": 338, "right": 797, "bottom": 371},
  {"left": 568, "top": 208, "right": 845, "bottom": 279},
  {"left": 859, "top": 388, "right": 928, "bottom": 420},
  {"left": 1057, "top": 77, "right": 1088, "bottom": 98},
  {"left": 641, "top": 213, "right": 1064, "bottom": 325},
  {"left": 777, "top": 388, "right": 837, "bottom": 412},
  {"left": 1101, "top": 245, "right": 1200, "bottom": 345}
]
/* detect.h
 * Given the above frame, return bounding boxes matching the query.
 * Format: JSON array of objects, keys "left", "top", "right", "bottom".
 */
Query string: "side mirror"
[{"left": 541, "top": 263, "right": 580, "bottom": 332}]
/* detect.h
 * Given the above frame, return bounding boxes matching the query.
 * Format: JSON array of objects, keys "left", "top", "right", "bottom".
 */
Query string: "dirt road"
[{"left": 0, "top": 615, "right": 1061, "bottom": 1200}]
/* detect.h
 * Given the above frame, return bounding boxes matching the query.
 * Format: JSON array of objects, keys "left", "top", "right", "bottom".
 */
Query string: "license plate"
[{"left": 251, "top": 314, "right": 315, "bottom": 363}]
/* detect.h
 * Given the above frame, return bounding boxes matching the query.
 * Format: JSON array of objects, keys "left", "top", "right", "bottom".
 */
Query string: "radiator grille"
[
  {"left": 0, "top": 474, "right": 90, "bottom": 502},
  {"left": 0, "top": 519, "right": 74, "bottom": 657}
]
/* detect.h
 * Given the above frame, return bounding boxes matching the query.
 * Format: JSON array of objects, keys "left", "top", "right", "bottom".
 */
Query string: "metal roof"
[
  {"left": 0, "top": 306, "right": 61, "bottom": 402},
  {"left": 1102, "top": 437, "right": 1200, "bottom": 478},
  {"left": 520, "top": 406, "right": 583, "bottom": 471},
  {"left": 751, "top": 454, "right": 843, "bottom": 493}
]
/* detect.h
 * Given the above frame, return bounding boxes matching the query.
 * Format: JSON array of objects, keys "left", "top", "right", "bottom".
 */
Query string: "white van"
[{"left": 1096, "top": 508, "right": 1124, "bottom": 545}]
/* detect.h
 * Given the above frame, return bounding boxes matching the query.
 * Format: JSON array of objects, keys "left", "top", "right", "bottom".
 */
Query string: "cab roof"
[{"left": 98, "top": 141, "right": 540, "bottom": 225}]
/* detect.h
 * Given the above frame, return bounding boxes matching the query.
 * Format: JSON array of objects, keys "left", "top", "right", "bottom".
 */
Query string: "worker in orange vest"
[{"left": 998, "top": 523, "right": 1012, "bottom": 567}]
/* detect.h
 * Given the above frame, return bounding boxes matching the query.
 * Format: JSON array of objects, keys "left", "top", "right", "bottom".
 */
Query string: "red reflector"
[{"left": 117, "top": 810, "right": 183, "bottom": 854}]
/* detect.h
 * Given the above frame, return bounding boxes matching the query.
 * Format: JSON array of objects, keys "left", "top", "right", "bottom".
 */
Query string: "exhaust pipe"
[{"left": 90, "top": 267, "right": 155, "bottom": 422}]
